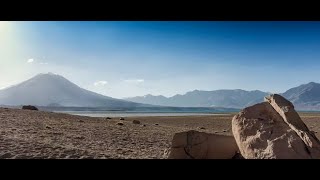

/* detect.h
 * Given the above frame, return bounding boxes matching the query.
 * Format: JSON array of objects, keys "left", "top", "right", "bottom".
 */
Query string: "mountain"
[
  {"left": 281, "top": 82, "right": 320, "bottom": 111},
  {"left": 127, "top": 82, "right": 320, "bottom": 111},
  {"left": 0, "top": 73, "right": 150, "bottom": 108},
  {"left": 3, "top": 73, "right": 320, "bottom": 111},
  {"left": 125, "top": 89, "right": 269, "bottom": 109},
  {"left": 125, "top": 94, "right": 169, "bottom": 106}
]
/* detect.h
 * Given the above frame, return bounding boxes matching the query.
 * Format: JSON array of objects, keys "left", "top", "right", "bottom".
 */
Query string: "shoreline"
[{"left": 58, "top": 111, "right": 233, "bottom": 118}]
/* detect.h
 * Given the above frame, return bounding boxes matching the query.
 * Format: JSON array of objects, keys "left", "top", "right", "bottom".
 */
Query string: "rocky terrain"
[
  {"left": 1, "top": 98, "right": 320, "bottom": 159},
  {"left": 166, "top": 94, "right": 320, "bottom": 159}
]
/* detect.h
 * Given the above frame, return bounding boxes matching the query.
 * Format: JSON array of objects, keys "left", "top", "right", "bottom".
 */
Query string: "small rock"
[
  {"left": 22, "top": 105, "right": 38, "bottom": 111},
  {"left": 120, "top": 117, "right": 125, "bottom": 120},
  {"left": 117, "top": 122, "right": 124, "bottom": 126},
  {"left": 106, "top": 117, "right": 112, "bottom": 120},
  {"left": 223, "top": 130, "right": 227, "bottom": 132},
  {"left": 141, "top": 124, "right": 146, "bottom": 127},
  {"left": 133, "top": 120, "right": 141, "bottom": 124},
  {"left": 198, "top": 127, "right": 205, "bottom": 130},
  {"left": 79, "top": 120, "right": 84, "bottom": 122},
  {"left": 75, "top": 136, "right": 85, "bottom": 140},
  {"left": 45, "top": 125, "right": 52, "bottom": 129},
  {"left": 155, "top": 123, "right": 159, "bottom": 126}
]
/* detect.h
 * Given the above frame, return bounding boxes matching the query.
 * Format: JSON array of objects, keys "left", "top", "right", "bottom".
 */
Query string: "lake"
[{"left": 57, "top": 111, "right": 232, "bottom": 117}]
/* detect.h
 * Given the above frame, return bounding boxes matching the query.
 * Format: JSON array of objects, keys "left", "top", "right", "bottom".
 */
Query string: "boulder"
[
  {"left": 232, "top": 94, "right": 320, "bottom": 159},
  {"left": 22, "top": 105, "right": 38, "bottom": 111},
  {"left": 167, "top": 130, "right": 239, "bottom": 159},
  {"left": 133, "top": 120, "right": 141, "bottom": 124},
  {"left": 264, "top": 94, "right": 320, "bottom": 154}
]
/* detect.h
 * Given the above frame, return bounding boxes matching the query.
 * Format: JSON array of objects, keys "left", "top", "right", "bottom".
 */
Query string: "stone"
[
  {"left": 232, "top": 94, "right": 320, "bottom": 159},
  {"left": 22, "top": 105, "right": 38, "bottom": 111},
  {"left": 265, "top": 94, "right": 320, "bottom": 156},
  {"left": 116, "top": 122, "right": 124, "bottom": 126},
  {"left": 167, "top": 130, "right": 239, "bottom": 159},
  {"left": 133, "top": 120, "right": 141, "bottom": 124}
]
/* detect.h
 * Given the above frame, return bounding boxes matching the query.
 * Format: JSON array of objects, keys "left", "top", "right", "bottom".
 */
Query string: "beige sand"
[{"left": 0, "top": 108, "right": 319, "bottom": 159}]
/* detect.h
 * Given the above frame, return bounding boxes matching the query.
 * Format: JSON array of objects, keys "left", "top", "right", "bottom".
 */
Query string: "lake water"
[{"left": 58, "top": 111, "right": 232, "bottom": 117}]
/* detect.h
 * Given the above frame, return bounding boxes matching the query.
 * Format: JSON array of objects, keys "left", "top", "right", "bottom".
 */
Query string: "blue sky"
[{"left": 1, "top": 21, "right": 320, "bottom": 98}]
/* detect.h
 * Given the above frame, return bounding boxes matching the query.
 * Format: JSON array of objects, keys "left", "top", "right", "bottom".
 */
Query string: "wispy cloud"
[
  {"left": 124, "top": 79, "right": 145, "bottom": 83},
  {"left": 27, "top": 58, "right": 49, "bottom": 65},
  {"left": 94, "top": 81, "right": 108, "bottom": 86},
  {"left": 27, "top": 58, "right": 34, "bottom": 63}
]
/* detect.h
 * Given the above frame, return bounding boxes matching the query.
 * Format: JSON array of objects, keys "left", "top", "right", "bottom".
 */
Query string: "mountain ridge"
[
  {"left": 125, "top": 89, "right": 269, "bottom": 108},
  {"left": 125, "top": 82, "right": 320, "bottom": 110}
]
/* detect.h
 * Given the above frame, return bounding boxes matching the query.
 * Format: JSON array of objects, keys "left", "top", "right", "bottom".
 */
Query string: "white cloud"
[
  {"left": 40, "top": 62, "right": 49, "bottom": 65},
  {"left": 124, "top": 79, "right": 145, "bottom": 83},
  {"left": 27, "top": 58, "right": 34, "bottom": 63},
  {"left": 94, "top": 81, "right": 108, "bottom": 86}
]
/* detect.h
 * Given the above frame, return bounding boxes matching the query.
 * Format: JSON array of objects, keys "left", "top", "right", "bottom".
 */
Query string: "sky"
[{"left": 1, "top": 21, "right": 320, "bottom": 98}]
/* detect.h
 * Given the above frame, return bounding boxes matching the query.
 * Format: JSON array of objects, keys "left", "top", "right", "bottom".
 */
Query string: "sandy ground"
[{"left": 0, "top": 108, "right": 319, "bottom": 159}]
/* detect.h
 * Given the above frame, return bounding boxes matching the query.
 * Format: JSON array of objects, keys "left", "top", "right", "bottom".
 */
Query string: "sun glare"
[{"left": 0, "top": 21, "right": 10, "bottom": 34}]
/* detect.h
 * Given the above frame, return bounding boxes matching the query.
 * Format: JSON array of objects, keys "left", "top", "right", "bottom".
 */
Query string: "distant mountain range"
[
  {"left": 125, "top": 90, "right": 269, "bottom": 109},
  {"left": 125, "top": 82, "right": 320, "bottom": 111},
  {"left": 1, "top": 73, "right": 320, "bottom": 111}
]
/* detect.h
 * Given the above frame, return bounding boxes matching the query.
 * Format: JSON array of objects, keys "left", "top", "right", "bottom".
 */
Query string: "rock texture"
[
  {"left": 265, "top": 94, "right": 320, "bottom": 154},
  {"left": 232, "top": 94, "right": 320, "bottom": 159},
  {"left": 167, "top": 130, "right": 239, "bottom": 159}
]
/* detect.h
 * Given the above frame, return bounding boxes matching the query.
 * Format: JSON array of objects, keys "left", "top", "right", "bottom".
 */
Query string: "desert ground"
[{"left": 0, "top": 107, "right": 319, "bottom": 159}]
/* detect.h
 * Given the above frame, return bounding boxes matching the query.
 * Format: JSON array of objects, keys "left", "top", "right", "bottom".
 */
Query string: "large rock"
[
  {"left": 167, "top": 130, "right": 239, "bottom": 159},
  {"left": 232, "top": 94, "right": 320, "bottom": 159},
  {"left": 265, "top": 94, "right": 320, "bottom": 153}
]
